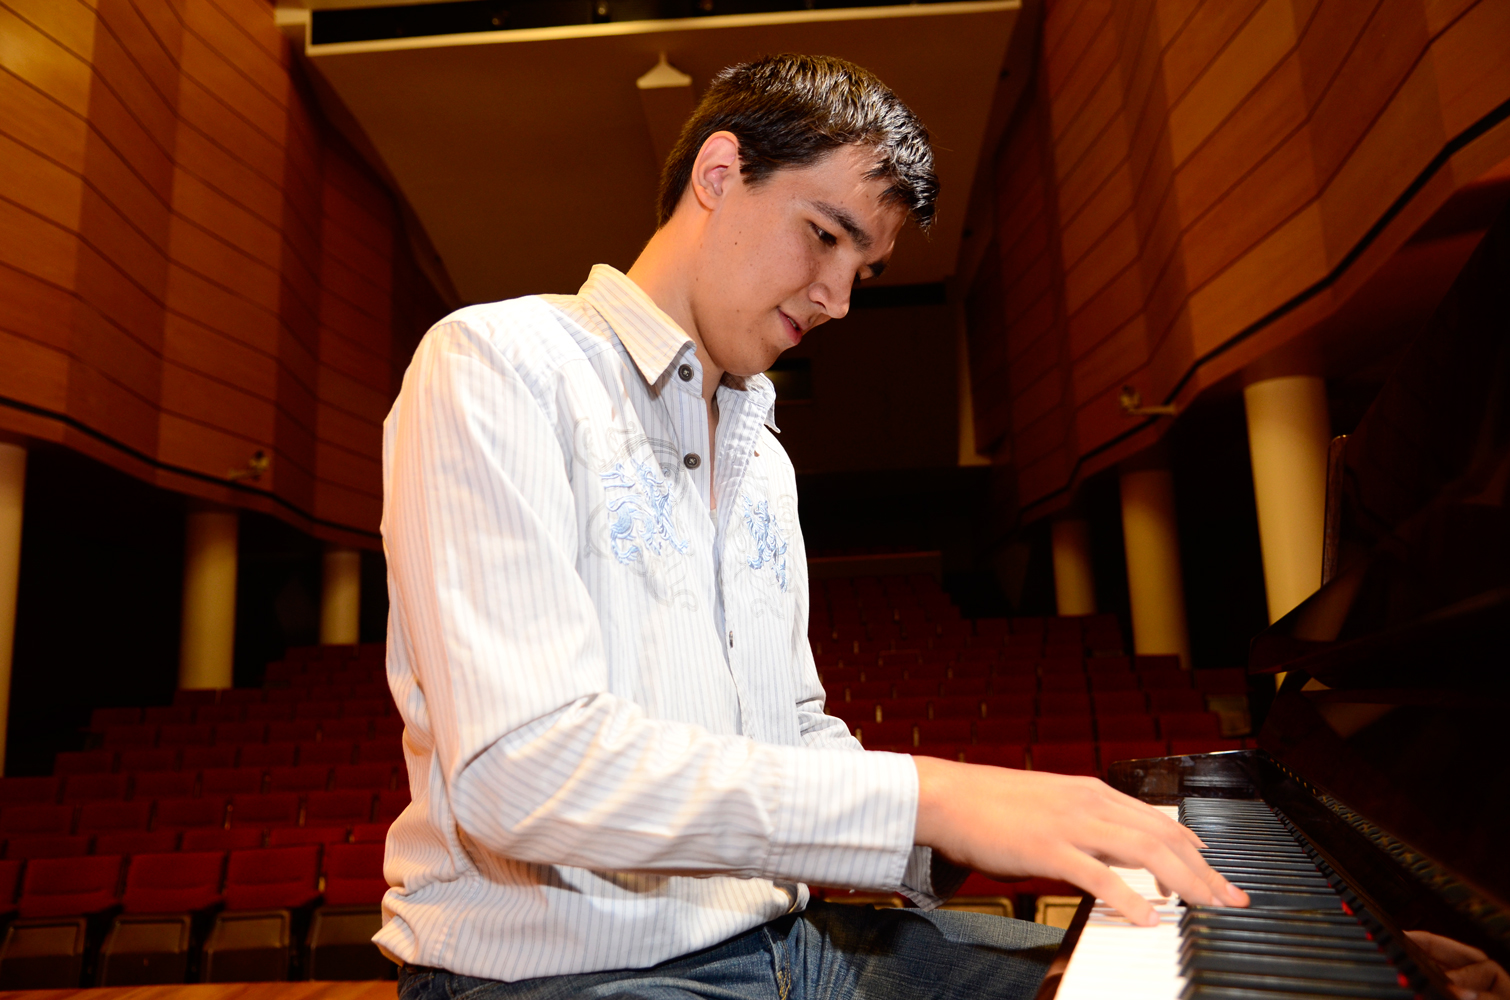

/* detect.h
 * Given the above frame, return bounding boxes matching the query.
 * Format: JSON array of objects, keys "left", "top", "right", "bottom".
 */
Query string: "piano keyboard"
[{"left": 1054, "top": 800, "right": 1424, "bottom": 1000}]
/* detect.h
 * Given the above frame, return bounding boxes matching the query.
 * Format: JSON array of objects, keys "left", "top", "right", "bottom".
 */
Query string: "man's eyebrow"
[{"left": 811, "top": 200, "right": 875, "bottom": 253}]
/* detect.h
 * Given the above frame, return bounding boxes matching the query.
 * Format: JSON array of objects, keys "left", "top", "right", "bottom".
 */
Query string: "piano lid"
[{"left": 1246, "top": 202, "right": 1510, "bottom": 952}]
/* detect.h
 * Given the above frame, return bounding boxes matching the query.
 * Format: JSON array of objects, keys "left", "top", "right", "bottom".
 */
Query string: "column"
[
  {"left": 0, "top": 444, "right": 26, "bottom": 774},
  {"left": 1243, "top": 375, "right": 1330, "bottom": 623},
  {"left": 1119, "top": 463, "right": 1192, "bottom": 669},
  {"left": 179, "top": 502, "right": 239, "bottom": 690},
  {"left": 320, "top": 545, "right": 362, "bottom": 646},
  {"left": 1051, "top": 516, "right": 1096, "bottom": 615}
]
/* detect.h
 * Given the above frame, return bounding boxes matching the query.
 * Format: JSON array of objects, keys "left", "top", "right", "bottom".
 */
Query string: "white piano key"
[{"left": 1054, "top": 806, "right": 1187, "bottom": 1000}]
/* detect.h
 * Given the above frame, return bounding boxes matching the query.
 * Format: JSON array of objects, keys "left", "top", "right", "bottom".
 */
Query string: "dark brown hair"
[{"left": 656, "top": 54, "right": 938, "bottom": 231}]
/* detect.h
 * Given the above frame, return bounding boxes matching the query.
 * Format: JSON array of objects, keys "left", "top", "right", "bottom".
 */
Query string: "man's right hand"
[{"left": 912, "top": 757, "right": 1249, "bottom": 926}]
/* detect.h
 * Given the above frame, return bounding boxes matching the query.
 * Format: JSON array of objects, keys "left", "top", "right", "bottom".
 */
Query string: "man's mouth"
[{"left": 780, "top": 310, "right": 803, "bottom": 343}]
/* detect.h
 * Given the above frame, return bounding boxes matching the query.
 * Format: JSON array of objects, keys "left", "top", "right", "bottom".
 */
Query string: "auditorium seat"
[
  {"left": 893, "top": 679, "right": 938, "bottom": 698},
  {"left": 1159, "top": 712, "right": 1223, "bottom": 740},
  {"left": 977, "top": 718, "right": 1031, "bottom": 744},
  {"left": 131, "top": 771, "right": 194, "bottom": 800},
  {"left": 0, "top": 854, "right": 124, "bottom": 987},
  {"left": 202, "top": 768, "right": 262, "bottom": 797},
  {"left": 1098, "top": 740, "right": 1169, "bottom": 770},
  {"left": 220, "top": 689, "right": 264, "bottom": 707},
  {"left": 1035, "top": 716, "right": 1094, "bottom": 743},
  {"left": 320, "top": 719, "right": 372, "bottom": 742},
  {"left": 1148, "top": 689, "right": 1205, "bottom": 714},
  {"left": 214, "top": 721, "right": 267, "bottom": 745},
  {"left": 882, "top": 697, "right": 930, "bottom": 720},
  {"left": 1030, "top": 742, "right": 1097, "bottom": 776},
  {"left": 1088, "top": 672, "right": 1139, "bottom": 692},
  {"left": 831, "top": 701, "right": 878, "bottom": 726},
  {"left": 144, "top": 708, "right": 195, "bottom": 727},
  {"left": 374, "top": 790, "right": 409, "bottom": 822},
  {"left": 1140, "top": 670, "right": 1193, "bottom": 691},
  {"left": 62, "top": 773, "right": 128, "bottom": 803},
  {"left": 307, "top": 791, "right": 375, "bottom": 828},
  {"left": 245, "top": 703, "right": 293, "bottom": 722},
  {"left": 1038, "top": 692, "right": 1090, "bottom": 715},
  {"left": 948, "top": 660, "right": 990, "bottom": 678},
  {"left": 930, "top": 696, "right": 983, "bottom": 719},
  {"left": 989, "top": 673, "right": 1036, "bottom": 694},
  {"left": 961, "top": 745, "right": 1026, "bottom": 768},
  {"left": 268, "top": 826, "right": 349, "bottom": 848},
  {"left": 982, "top": 694, "right": 1033, "bottom": 718},
  {"left": 172, "top": 690, "right": 219, "bottom": 708},
  {"left": 294, "top": 701, "right": 343, "bottom": 721},
  {"left": 120, "top": 749, "right": 178, "bottom": 773},
  {"left": 90, "top": 707, "right": 143, "bottom": 730},
  {"left": 54, "top": 750, "right": 115, "bottom": 776},
  {"left": 916, "top": 719, "right": 972, "bottom": 745},
  {"left": 1095, "top": 714, "right": 1158, "bottom": 741},
  {"left": 1091, "top": 691, "right": 1148, "bottom": 715},
  {"left": 193, "top": 705, "right": 241, "bottom": 725},
  {"left": 229, "top": 794, "right": 300, "bottom": 829},
  {"left": 152, "top": 797, "right": 225, "bottom": 830},
  {"left": 1, "top": 804, "right": 73, "bottom": 836},
  {"left": 101, "top": 725, "right": 157, "bottom": 750},
  {"left": 183, "top": 827, "right": 264, "bottom": 852},
  {"left": 300, "top": 741, "right": 357, "bottom": 767},
  {"left": 1039, "top": 673, "right": 1087, "bottom": 692},
  {"left": 94, "top": 830, "right": 180, "bottom": 856},
  {"left": 202, "top": 845, "right": 322, "bottom": 982},
  {"left": 98, "top": 850, "right": 226, "bottom": 986},
  {"left": 78, "top": 801, "right": 150, "bottom": 835},
  {"left": 332, "top": 765, "right": 394, "bottom": 792},
  {"left": 181, "top": 746, "right": 237, "bottom": 771},
  {"left": 241, "top": 742, "right": 299, "bottom": 769},
  {"left": 860, "top": 720, "right": 914, "bottom": 746},
  {"left": 158, "top": 724, "right": 214, "bottom": 748},
  {"left": 350, "top": 822, "right": 390, "bottom": 844},
  {"left": 939, "top": 677, "right": 988, "bottom": 697},
  {"left": 371, "top": 717, "right": 404, "bottom": 739},
  {"left": 5, "top": 835, "right": 91, "bottom": 860},
  {"left": 267, "top": 766, "right": 331, "bottom": 795}
]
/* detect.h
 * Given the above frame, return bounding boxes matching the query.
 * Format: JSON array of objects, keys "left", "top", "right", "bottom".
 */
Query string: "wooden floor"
[{"left": 0, "top": 982, "right": 397, "bottom": 1000}]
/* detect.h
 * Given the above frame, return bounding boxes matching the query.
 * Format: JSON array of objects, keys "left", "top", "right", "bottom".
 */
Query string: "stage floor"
[{"left": 0, "top": 983, "right": 397, "bottom": 1000}]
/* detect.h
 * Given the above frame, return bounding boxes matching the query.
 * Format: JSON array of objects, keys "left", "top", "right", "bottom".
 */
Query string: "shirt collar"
[
  {"left": 578, "top": 265, "right": 693, "bottom": 387},
  {"left": 578, "top": 264, "right": 781, "bottom": 434}
]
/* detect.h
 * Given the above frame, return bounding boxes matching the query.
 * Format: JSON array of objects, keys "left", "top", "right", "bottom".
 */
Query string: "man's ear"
[{"left": 690, "top": 131, "right": 741, "bottom": 211}]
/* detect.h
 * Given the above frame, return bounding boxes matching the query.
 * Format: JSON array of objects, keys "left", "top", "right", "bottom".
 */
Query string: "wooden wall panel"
[
  {"left": 0, "top": 0, "right": 448, "bottom": 544},
  {"left": 968, "top": 0, "right": 1510, "bottom": 518}
]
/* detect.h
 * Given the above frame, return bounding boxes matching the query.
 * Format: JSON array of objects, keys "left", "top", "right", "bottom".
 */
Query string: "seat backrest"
[
  {"left": 53, "top": 750, "right": 116, "bottom": 776},
  {"left": 0, "top": 776, "right": 60, "bottom": 805},
  {"left": 324, "top": 842, "right": 384, "bottom": 884},
  {"left": 223, "top": 845, "right": 321, "bottom": 910},
  {"left": 306, "top": 790, "right": 375, "bottom": 825},
  {"left": 350, "top": 821, "right": 390, "bottom": 844},
  {"left": 102, "top": 724, "right": 159, "bottom": 749},
  {"left": 268, "top": 825, "right": 348, "bottom": 847},
  {"left": 331, "top": 764, "right": 393, "bottom": 791},
  {"left": 18, "top": 854, "right": 123, "bottom": 918},
  {"left": 213, "top": 721, "right": 267, "bottom": 745},
  {"left": 181, "top": 746, "right": 239, "bottom": 771},
  {"left": 152, "top": 796, "right": 226, "bottom": 829},
  {"left": 182, "top": 826, "right": 264, "bottom": 851},
  {"left": 130, "top": 770, "right": 195, "bottom": 800},
  {"left": 1035, "top": 715, "right": 1095, "bottom": 743},
  {"left": 158, "top": 723, "right": 216, "bottom": 747},
  {"left": 119, "top": 748, "right": 179, "bottom": 773},
  {"left": 94, "top": 829, "right": 180, "bottom": 856},
  {"left": 240, "top": 741, "right": 299, "bottom": 768},
  {"left": 266, "top": 721, "right": 320, "bottom": 744},
  {"left": 193, "top": 704, "right": 241, "bottom": 725},
  {"left": 77, "top": 799, "right": 151, "bottom": 833},
  {"left": 319, "top": 718, "right": 372, "bottom": 742},
  {"left": 267, "top": 765, "right": 331, "bottom": 794},
  {"left": 374, "top": 789, "right": 409, "bottom": 822},
  {"left": 201, "top": 767, "right": 263, "bottom": 796},
  {"left": 0, "top": 858, "right": 22, "bottom": 904},
  {"left": 62, "top": 773, "right": 129, "bottom": 803},
  {"left": 144, "top": 707, "right": 196, "bottom": 726},
  {"left": 0, "top": 803, "right": 73, "bottom": 836},
  {"left": 229, "top": 792, "right": 300, "bottom": 827},
  {"left": 5, "top": 834, "right": 91, "bottom": 860},
  {"left": 297, "top": 741, "right": 356, "bottom": 767},
  {"left": 122, "top": 850, "right": 225, "bottom": 914}
]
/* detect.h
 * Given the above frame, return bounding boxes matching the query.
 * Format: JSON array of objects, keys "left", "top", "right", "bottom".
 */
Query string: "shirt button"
[
  {"left": 677, "top": 364, "right": 694, "bottom": 382},
  {"left": 683, "top": 453, "right": 701, "bottom": 469}
]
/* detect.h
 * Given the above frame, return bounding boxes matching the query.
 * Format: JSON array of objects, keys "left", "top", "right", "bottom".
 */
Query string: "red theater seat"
[
  {"left": 1140, "top": 671, "right": 1193, "bottom": 691},
  {"left": 299, "top": 742, "right": 357, "bottom": 767},
  {"left": 144, "top": 707, "right": 195, "bottom": 726},
  {"left": 62, "top": 773, "right": 128, "bottom": 803},
  {"left": 214, "top": 722, "right": 267, "bottom": 745},
  {"left": 1159, "top": 712, "right": 1223, "bottom": 740},
  {"left": 989, "top": 673, "right": 1036, "bottom": 694},
  {"left": 860, "top": 720, "right": 914, "bottom": 746},
  {"left": 54, "top": 750, "right": 115, "bottom": 776},
  {"left": 18, "top": 854, "right": 123, "bottom": 918},
  {"left": 831, "top": 701, "right": 878, "bottom": 726},
  {"left": 223, "top": 846, "right": 321, "bottom": 911},
  {"left": 1099, "top": 740, "right": 1169, "bottom": 768},
  {"left": 1148, "top": 689, "right": 1205, "bottom": 714},
  {"left": 982, "top": 694, "right": 1034, "bottom": 718},
  {"left": 323, "top": 843, "right": 388, "bottom": 906},
  {"left": 0, "top": 804, "right": 73, "bottom": 836},
  {"left": 229, "top": 794, "right": 300, "bottom": 829},
  {"left": 916, "top": 719, "right": 972, "bottom": 745},
  {"left": 930, "top": 696, "right": 982, "bottom": 720},
  {"left": 152, "top": 797, "right": 226, "bottom": 830},
  {"left": 1088, "top": 672, "right": 1139, "bottom": 692},
  {"left": 307, "top": 791, "right": 375, "bottom": 827},
  {"left": 101, "top": 725, "right": 157, "bottom": 750},
  {"left": 1035, "top": 716, "right": 1094, "bottom": 743},
  {"left": 976, "top": 718, "right": 1031, "bottom": 744},
  {"left": 94, "top": 830, "right": 180, "bottom": 856},
  {"left": 1030, "top": 742, "right": 1097, "bottom": 776},
  {"left": 130, "top": 770, "right": 194, "bottom": 800},
  {"left": 202, "top": 767, "right": 263, "bottom": 797},
  {"left": 268, "top": 826, "right": 349, "bottom": 848},
  {"left": 1039, "top": 673, "right": 1087, "bottom": 692},
  {"left": 371, "top": 717, "right": 404, "bottom": 739},
  {"left": 267, "top": 766, "right": 331, "bottom": 794},
  {"left": 350, "top": 822, "right": 390, "bottom": 844},
  {"left": 158, "top": 724, "right": 215, "bottom": 747},
  {"left": 219, "top": 689, "right": 264, "bottom": 707},
  {"left": 182, "top": 746, "right": 238, "bottom": 771},
  {"left": 893, "top": 679, "right": 939, "bottom": 698},
  {"left": 320, "top": 719, "right": 372, "bottom": 742},
  {"left": 240, "top": 742, "right": 299, "bottom": 769},
  {"left": 939, "top": 677, "right": 988, "bottom": 697},
  {"left": 122, "top": 851, "right": 225, "bottom": 913},
  {"left": 882, "top": 697, "right": 930, "bottom": 720},
  {"left": 6, "top": 835, "right": 91, "bottom": 860},
  {"left": 119, "top": 749, "right": 178, "bottom": 773},
  {"left": 244, "top": 703, "right": 293, "bottom": 722},
  {"left": 1038, "top": 692, "right": 1091, "bottom": 715},
  {"left": 847, "top": 680, "right": 890, "bottom": 701},
  {"left": 1169, "top": 738, "right": 1245, "bottom": 756},
  {"left": 1092, "top": 691, "right": 1148, "bottom": 715},
  {"left": 194, "top": 705, "right": 242, "bottom": 725},
  {"left": 1096, "top": 714, "right": 1158, "bottom": 741},
  {"left": 183, "top": 827, "right": 264, "bottom": 852},
  {"left": 331, "top": 765, "right": 394, "bottom": 792},
  {"left": 78, "top": 800, "right": 150, "bottom": 834},
  {"left": 375, "top": 790, "right": 409, "bottom": 822},
  {"left": 294, "top": 701, "right": 343, "bottom": 721}
]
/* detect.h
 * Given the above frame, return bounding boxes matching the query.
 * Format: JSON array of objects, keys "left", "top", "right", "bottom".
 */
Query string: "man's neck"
[{"left": 626, "top": 225, "right": 723, "bottom": 406}]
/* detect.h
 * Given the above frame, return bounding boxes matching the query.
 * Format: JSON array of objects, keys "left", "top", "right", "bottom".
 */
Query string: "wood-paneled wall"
[
  {"left": 0, "top": 0, "right": 445, "bottom": 544},
  {"left": 967, "top": 0, "right": 1510, "bottom": 517}
]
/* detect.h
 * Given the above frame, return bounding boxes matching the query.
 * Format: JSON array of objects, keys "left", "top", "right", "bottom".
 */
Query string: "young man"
[{"left": 380, "top": 54, "right": 1246, "bottom": 1000}]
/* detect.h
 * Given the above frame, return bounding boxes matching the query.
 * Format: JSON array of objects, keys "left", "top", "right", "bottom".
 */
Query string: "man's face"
[{"left": 689, "top": 143, "right": 908, "bottom": 378}]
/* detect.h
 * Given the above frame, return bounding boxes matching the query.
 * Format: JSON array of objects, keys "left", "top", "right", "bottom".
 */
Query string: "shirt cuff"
[
  {"left": 896, "top": 846, "right": 971, "bottom": 908},
  {"left": 763, "top": 748, "right": 919, "bottom": 892}
]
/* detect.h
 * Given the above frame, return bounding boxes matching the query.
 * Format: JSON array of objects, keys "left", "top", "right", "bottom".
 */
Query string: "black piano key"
[
  {"left": 1184, "top": 970, "right": 1413, "bottom": 999},
  {"left": 1182, "top": 986, "right": 1413, "bottom": 1000},
  {"left": 1182, "top": 910, "right": 1369, "bottom": 937},
  {"left": 1182, "top": 951, "right": 1404, "bottom": 986},
  {"left": 1182, "top": 936, "right": 1384, "bottom": 961},
  {"left": 1183, "top": 927, "right": 1378, "bottom": 950}
]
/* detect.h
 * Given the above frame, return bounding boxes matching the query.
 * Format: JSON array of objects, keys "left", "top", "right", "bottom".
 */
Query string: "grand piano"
[{"left": 1037, "top": 207, "right": 1510, "bottom": 998}]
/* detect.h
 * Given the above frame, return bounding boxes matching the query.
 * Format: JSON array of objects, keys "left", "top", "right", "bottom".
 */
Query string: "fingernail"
[
  {"left": 1144, "top": 911, "right": 1160, "bottom": 927},
  {"left": 1227, "top": 883, "right": 1248, "bottom": 904}
]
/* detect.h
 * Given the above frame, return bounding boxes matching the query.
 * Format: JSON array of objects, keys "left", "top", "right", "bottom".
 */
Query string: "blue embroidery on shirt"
[
  {"left": 601, "top": 460, "right": 689, "bottom": 565},
  {"left": 741, "top": 494, "right": 789, "bottom": 592}
]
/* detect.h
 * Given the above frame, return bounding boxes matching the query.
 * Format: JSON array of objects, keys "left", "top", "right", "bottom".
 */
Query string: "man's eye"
[{"left": 811, "top": 224, "right": 837, "bottom": 247}]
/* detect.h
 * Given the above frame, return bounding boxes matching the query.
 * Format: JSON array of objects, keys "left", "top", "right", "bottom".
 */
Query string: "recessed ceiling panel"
[{"left": 305, "top": 2, "right": 1019, "bottom": 303}]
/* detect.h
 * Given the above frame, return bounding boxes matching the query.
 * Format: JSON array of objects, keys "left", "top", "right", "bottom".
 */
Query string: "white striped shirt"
[{"left": 376, "top": 266, "right": 947, "bottom": 981}]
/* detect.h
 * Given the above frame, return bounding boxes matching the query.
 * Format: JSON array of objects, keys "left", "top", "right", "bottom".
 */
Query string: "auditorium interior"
[{"left": 0, "top": 0, "right": 1506, "bottom": 993}]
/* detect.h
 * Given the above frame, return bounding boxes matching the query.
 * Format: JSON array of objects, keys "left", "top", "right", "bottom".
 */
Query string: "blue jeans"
[{"left": 397, "top": 901, "right": 1064, "bottom": 1000}]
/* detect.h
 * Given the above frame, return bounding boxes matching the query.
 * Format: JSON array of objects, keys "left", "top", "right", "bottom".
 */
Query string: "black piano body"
[{"left": 1037, "top": 174, "right": 1510, "bottom": 998}]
